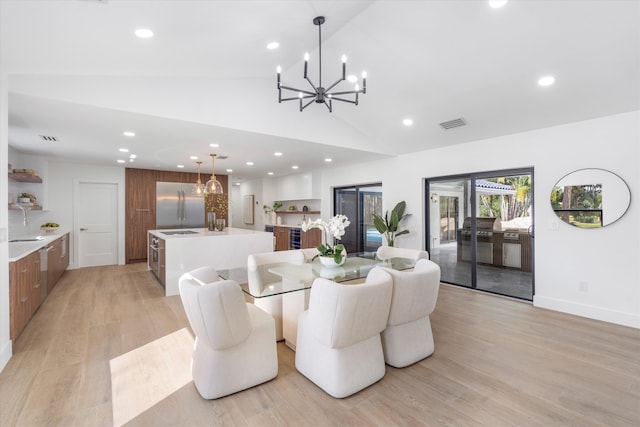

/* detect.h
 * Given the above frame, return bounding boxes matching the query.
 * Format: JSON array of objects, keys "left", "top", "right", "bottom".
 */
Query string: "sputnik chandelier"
[{"left": 276, "top": 16, "right": 367, "bottom": 112}]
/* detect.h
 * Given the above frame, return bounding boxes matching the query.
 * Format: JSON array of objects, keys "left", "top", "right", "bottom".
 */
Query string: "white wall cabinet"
[{"left": 275, "top": 171, "right": 321, "bottom": 200}]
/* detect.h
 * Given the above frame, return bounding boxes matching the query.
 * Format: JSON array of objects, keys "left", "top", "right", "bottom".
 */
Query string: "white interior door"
[{"left": 77, "top": 182, "right": 118, "bottom": 267}]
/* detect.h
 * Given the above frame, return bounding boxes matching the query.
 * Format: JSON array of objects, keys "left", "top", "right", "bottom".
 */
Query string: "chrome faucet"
[{"left": 15, "top": 204, "right": 29, "bottom": 227}]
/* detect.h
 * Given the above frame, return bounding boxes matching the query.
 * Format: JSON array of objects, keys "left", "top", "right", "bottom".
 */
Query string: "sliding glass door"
[
  {"left": 426, "top": 169, "right": 534, "bottom": 300},
  {"left": 334, "top": 184, "right": 382, "bottom": 253}
]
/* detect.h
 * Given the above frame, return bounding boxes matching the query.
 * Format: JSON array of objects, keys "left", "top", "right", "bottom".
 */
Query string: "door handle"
[
  {"left": 182, "top": 190, "right": 187, "bottom": 221},
  {"left": 80, "top": 228, "right": 88, "bottom": 231}
]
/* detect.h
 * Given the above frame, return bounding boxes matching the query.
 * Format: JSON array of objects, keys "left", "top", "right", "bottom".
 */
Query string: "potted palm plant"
[{"left": 372, "top": 201, "right": 410, "bottom": 247}]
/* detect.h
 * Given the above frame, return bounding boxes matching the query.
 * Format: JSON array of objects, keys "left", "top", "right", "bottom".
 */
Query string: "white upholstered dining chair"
[
  {"left": 379, "top": 258, "right": 441, "bottom": 367},
  {"left": 247, "top": 250, "right": 305, "bottom": 341},
  {"left": 295, "top": 267, "right": 393, "bottom": 398},
  {"left": 179, "top": 265, "right": 220, "bottom": 285},
  {"left": 178, "top": 274, "right": 278, "bottom": 399}
]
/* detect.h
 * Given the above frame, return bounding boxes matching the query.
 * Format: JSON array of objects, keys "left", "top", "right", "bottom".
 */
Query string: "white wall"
[
  {"left": 0, "top": 71, "right": 11, "bottom": 370},
  {"left": 233, "top": 178, "right": 265, "bottom": 231},
  {"left": 321, "top": 111, "right": 639, "bottom": 329}
]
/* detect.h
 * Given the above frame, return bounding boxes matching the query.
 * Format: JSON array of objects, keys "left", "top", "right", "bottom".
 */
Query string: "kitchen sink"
[
  {"left": 160, "top": 230, "right": 199, "bottom": 235},
  {"left": 10, "top": 236, "right": 45, "bottom": 242}
]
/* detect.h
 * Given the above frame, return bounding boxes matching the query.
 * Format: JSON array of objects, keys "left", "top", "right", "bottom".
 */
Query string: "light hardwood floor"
[{"left": 1, "top": 263, "right": 639, "bottom": 426}]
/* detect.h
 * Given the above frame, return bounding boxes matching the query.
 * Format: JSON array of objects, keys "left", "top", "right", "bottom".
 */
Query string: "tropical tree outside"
[{"left": 478, "top": 175, "right": 531, "bottom": 221}]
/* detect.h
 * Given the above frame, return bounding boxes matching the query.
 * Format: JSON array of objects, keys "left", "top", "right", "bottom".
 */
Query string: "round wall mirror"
[{"left": 550, "top": 168, "right": 631, "bottom": 228}]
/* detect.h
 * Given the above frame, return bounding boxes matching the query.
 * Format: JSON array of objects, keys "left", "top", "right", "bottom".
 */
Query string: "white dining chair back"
[
  {"left": 380, "top": 258, "right": 441, "bottom": 367},
  {"left": 178, "top": 275, "right": 278, "bottom": 399},
  {"left": 295, "top": 267, "right": 393, "bottom": 398},
  {"left": 247, "top": 250, "right": 305, "bottom": 340}
]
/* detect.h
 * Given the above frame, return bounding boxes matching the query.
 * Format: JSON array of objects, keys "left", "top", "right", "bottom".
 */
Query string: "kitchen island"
[{"left": 147, "top": 227, "right": 274, "bottom": 296}]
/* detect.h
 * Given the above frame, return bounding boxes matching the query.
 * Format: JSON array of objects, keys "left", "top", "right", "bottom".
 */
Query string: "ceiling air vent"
[
  {"left": 39, "top": 135, "right": 58, "bottom": 142},
  {"left": 439, "top": 117, "right": 467, "bottom": 130}
]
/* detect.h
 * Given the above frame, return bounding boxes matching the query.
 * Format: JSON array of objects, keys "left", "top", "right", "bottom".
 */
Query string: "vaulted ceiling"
[{"left": 2, "top": 0, "right": 639, "bottom": 184}]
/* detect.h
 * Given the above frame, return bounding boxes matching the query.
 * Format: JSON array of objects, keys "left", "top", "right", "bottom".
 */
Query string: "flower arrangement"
[
  {"left": 302, "top": 214, "right": 350, "bottom": 264},
  {"left": 206, "top": 193, "right": 229, "bottom": 217}
]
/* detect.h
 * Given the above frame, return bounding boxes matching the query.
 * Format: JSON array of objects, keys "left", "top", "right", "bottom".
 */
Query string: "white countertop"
[
  {"left": 148, "top": 227, "right": 272, "bottom": 239},
  {"left": 8, "top": 230, "right": 70, "bottom": 262}
]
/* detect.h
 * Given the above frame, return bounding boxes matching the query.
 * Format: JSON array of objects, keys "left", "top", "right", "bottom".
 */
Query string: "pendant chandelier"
[
  {"left": 204, "top": 153, "right": 224, "bottom": 195},
  {"left": 277, "top": 16, "right": 366, "bottom": 112},
  {"left": 192, "top": 161, "right": 205, "bottom": 196}
]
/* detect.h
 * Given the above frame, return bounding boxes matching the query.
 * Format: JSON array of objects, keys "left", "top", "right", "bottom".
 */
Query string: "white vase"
[
  {"left": 319, "top": 251, "right": 347, "bottom": 268},
  {"left": 270, "top": 212, "right": 277, "bottom": 224}
]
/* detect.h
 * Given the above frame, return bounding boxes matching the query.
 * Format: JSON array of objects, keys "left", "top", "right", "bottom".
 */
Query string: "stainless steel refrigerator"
[{"left": 156, "top": 182, "right": 205, "bottom": 229}]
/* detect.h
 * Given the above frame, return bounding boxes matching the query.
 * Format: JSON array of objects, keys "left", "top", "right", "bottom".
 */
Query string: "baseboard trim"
[
  {"left": 0, "top": 339, "right": 12, "bottom": 373},
  {"left": 534, "top": 296, "right": 640, "bottom": 329}
]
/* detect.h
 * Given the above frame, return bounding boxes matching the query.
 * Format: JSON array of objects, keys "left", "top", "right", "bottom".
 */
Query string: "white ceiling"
[{"left": 2, "top": 0, "right": 639, "bottom": 183}]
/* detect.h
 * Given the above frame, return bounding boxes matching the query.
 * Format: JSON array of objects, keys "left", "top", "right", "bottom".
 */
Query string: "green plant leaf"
[
  {"left": 372, "top": 214, "right": 387, "bottom": 234},
  {"left": 395, "top": 229, "right": 410, "bottom": 237},
  {"left": 389, "top": 210, "right": 399, "bottom": 232},
  {"left": 333, "top": 244, "right": 345, "bottom": 263},
  {"left": 393, "top": 201, "right": 406, "bottom": 219}
]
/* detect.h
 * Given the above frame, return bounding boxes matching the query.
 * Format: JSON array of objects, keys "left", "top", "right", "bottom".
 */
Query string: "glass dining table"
[{"left": 218, "top": 252, "right": 416, "bottom": 349}]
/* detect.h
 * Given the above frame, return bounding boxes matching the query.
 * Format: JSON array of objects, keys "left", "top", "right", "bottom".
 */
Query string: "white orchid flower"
[{"left": 300, "top": 214, "right": 351, "bottom": 262}]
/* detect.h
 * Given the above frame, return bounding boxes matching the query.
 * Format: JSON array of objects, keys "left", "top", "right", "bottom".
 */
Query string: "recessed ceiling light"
[
  {"left": 403, "top": 118, "right": 414, "bottom": 126},
  {"left": 246, "top": 161, "right": 254, "bottom": 166},
  {"left": 177, "top": 164, "right": 184, "bottom": 168},
  {"left": 274, "top": 152, "right": 283, "bottom": 156},
  {"left": 129, "top": 159, "right": 135, "bottom": 163},
  {"left": 347, "top": 75, "right": 358, "bottom": 83},
  {"left": 267, "top": 42, "right": 279, "bottom": 50},
  {"left": 226, "top": 169, "right": 233, "bottom": 173},
  {"left": 119, "top": 148, "right": 129, "bottom": 152},
  {"left": 123, "top": 131, "right": 135, "bottom": 137},
  {"left": 325, "top": 158, "right": 332, "bottom": 162},
  {"left": 489, "top": 0, "right": 509, "bottom": 8},
  {"left": 129, "top": 154, "right": 137, "bottom": 159},
  {"left": 292, "top": 165, "right": 299, "bottom": 169},
  {"left": 268, "top": 172, "right": 274, "bottom": 176},
  {"left": 135, "top": 28, "right": 154, "bottom": 38},
  {"left": 235, "top": 182, "right": 241, "bottom": 186},
  {"left": 538, "top": 75, "right": 556, "bottom": 86},
  {"left": 209, "top": 143, "right": 219, "bottom": 148},
  {"left": 117, "top": 159, "right": 126, "bottom": 164},
  {"left": 189, "top": 155, "right": 198, "bottom": 160}
]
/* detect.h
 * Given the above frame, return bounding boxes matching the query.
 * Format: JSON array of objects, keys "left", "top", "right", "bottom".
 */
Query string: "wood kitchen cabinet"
[
  {"left": 301, "top": 228, "right": 322, "bottom": 249},
  {"left": 9, "top": 250, "right": 41, "bottom": 341},
  {"left": 126, "top": 168, "right": 159, "bottom": 263},
  {"left": 273, "top": 226, "right": 321, "bottom": 251},
  {"left": 9, "top": 234, "right": 69, "bottom": 342},
  {"left": 274, "top": 226, "right": 291, "bottom": 251},
  {"left": 48, "top": 233, "right": 69, "bottom": 293}
]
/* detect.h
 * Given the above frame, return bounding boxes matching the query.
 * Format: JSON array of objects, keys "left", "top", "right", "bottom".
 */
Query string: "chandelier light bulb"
[
  {"left": 362, "top": 71, "right": 367, "bottom": 79},
  {"left": 342, "top": 54, "right": 347, "bottom": 63},
  {"left": 304, "top": 52, "right": 310, "bottom": 61},
  {"left": 355, "top": 84, "right": 359, "bottom": 91},
  {"left": 298, "top": 92, "right": 303, "bottom": 98},
  {"left": 277, "top": 66, "right": 281, "bottom": 73}
]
